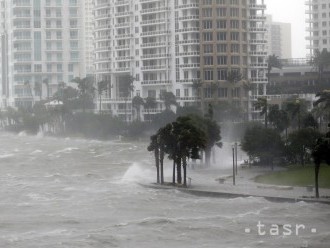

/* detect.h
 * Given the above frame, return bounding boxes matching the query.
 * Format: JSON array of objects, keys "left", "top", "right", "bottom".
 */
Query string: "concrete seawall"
[{"left": 139, "top": 183, "right": 330, "bottom": 205}]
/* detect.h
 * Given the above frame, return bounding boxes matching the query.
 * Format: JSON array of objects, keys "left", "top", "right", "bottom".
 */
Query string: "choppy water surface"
[{"left": 0, "top": 132, "right": 329, "bottom": 248}]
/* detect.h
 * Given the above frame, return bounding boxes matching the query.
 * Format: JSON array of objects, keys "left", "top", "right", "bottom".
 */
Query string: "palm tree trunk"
[
  {"left": 160, "top": 147, "right": 164, "bottom": 184},
  {"left": 172, "top": 160, "right": 176, "bottom": 185},
  {"left": 155, "top": 148, "right": 160, "bottom": 184},
  {"left": 205, "top": 146, "right": 212, "bottom": 167},
  {"left": 177, "top": 157, "right": 182, "bottom": 184},
  {"left": 315, "top": 162, "right": 320, "bottom": 198},
  {"left": 99, "top": 95, "right": 102, "bottom": 114},
  {"left": 183, "top": 156, "right": 187, "bottom": 186}
]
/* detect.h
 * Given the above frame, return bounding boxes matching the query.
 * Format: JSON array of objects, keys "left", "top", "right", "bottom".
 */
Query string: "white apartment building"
[
  {"left": 306, "top": 0, "right": 330, "bottom": 56},
  {"left": 266, "top": 15, "right": 292, "bottom": 59},
  {"left": 94, "top": 0, "right": 268, "bottom": 122},
  {"left": 0, "top": 0, "right": 86, "bottom": 108}
]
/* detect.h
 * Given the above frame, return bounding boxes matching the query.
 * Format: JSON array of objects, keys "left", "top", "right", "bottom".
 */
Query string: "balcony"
[
  {"left": 140, "top": 7, "right": 170, "bottom": 14},
  {"left": 141, "top": 80, "right": 171, "bottom": 85},
  {"left": 141, "top": 53, "right": 170, "bottom": 60},
  {"left": 141, "top": 65, "right": 170, "bottom": 71},
  {"left": 140, "top": 18, "right": 167, "bottom": 26},
  {"left": 249, "top": 4, "right": 266, "bottom": 10}
]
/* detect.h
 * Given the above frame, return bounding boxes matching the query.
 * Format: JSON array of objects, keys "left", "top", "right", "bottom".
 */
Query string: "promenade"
[{"left": 148, "top": 166, "right": 330, "bottom": 205}]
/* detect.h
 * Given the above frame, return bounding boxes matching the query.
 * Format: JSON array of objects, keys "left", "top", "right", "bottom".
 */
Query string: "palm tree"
[
  {"left": 254, "top": 97, "right": 268, "bottom": 128},
  {"left": 312, "top": 130, "right": 330, "bottom": 198},
  {"left": 132, "top": 95, "right": 144, "bottom": 121},
  {"left": 144, "top": 97, "right": 157, "bottom": 122},
  {"left": 97, "top": 80, "right": 108, "bottom": 114},
  {"left": 175, "top": 116, "right": 207, "bottom": 185},
  {"left": 268, "top": 105, "right": 290, "bottom": 137},
  {"left": 121, "top": 75, "right": 135, "bottom": 122},
  {"left": 34, "top": 82, "right": 42, "bottom": 101},
  {"left": 147, "top": 134, "right": 160, "bottom": 184},
  {"left": 284, "top": 99, "right": 307, "bottom": 130},
  {"left": 188, "top": 114, "right": 222, "bottom": 167},
  {"left": 192, "top": 79, "right": 204, "bottom": 115},
  {"left": 267, "top": 54, "right": 282, "bottom": 84},
  {"left": 161, "top": 91, "right": 177, "bottom": 111},
  {"left": 43, "top": 78, "right": 50, "bottom": 100},
  {"left": 71, "top": 77, "right": 95, "bottom": 112},
  {"left": 24, "top": 80, "right": 34, "bottom": 107},
  {"left": 226, "top": 70, "right": 245, "bottom": 120},
  {"left": 314, "top": 90, "right": 330, "bottom": 122}
]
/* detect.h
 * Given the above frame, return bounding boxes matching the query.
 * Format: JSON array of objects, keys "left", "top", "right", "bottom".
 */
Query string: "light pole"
[
  {"left": 235, "top": 142, "right": 238, "bottom": 175},
  {"left": 232, "top": 146, "right": 236, "bottom": 186}
]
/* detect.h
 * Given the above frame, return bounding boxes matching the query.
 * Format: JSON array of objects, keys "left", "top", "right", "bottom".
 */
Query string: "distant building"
[
  {"left": 0, "top": 0, "right": 86, "bottom": 108},
  {"left": 266, "top": 15, "right": 292, "bottom": 59},
  {"left": 306, "top": 0, "right": 330, "bottom": 56},
  {"left": 94, "top": 0, "right": 268, "bottom": 122}
]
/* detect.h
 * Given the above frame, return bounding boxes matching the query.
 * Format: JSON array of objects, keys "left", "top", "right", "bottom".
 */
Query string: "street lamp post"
[
  {"left": 235, "top": 142, "right": 238, "bottom": 175},
  {"left": 232, "top": 146, "right": 236, "bottom": 186}
]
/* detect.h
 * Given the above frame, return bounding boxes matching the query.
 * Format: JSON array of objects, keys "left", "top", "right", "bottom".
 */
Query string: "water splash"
[
  {"left": 18, "top": 131, "right": 27, "bottom": 137},
  {"left": 121, "top": 163, "right": 154, "bottom": 183}
]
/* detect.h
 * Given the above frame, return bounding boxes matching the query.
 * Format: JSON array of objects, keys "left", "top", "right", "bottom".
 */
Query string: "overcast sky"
[{"left": 265, "top": 0, "right": 306, "bottom": 58}]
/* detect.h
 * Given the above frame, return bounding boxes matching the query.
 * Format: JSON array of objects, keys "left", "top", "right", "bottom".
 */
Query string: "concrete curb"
[{"left": 138, "top": 183, "right": 330, "bottom": 205}]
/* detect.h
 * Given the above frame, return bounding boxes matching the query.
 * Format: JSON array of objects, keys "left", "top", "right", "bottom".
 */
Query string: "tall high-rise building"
[
  {"left": 94, "top": 0, "right": 268, "bottom": 121},
  {"left": 306, "top": 0, "right": 330, "bottom": 57},
  {"left": 0, "top": 0, "right": 86, "bottom": 108},
  {"left": 83, "top": 0, "right": 95, "bottom": 75},
  {"left": 266, "top": 15, "right": 292, "bottom": 59}
]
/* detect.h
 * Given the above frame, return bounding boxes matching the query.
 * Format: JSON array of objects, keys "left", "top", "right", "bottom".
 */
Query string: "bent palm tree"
[
  {"left": 97, "top": 80, "right": 108, "bottom": 114},
  {"left": 144, "top": 97, "right": 157, "bottom": 122},
  {"left": 132, "top": 96, "right": 144, "bottom": 121},
  {"left": 161, "top": 91, "right": 177, "bottom": 111}
]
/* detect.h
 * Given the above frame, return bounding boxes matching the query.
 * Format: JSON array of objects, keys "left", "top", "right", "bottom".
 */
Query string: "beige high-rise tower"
[{"left": 94, "top": 0, "right": 268, "bottom": 121}]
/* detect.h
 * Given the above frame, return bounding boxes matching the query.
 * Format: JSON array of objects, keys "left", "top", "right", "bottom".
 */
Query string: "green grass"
[{"left": 254, "top": 165, "right": 330, "bottom": 189}]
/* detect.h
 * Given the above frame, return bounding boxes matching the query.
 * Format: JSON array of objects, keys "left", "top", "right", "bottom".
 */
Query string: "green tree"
[
  {"left": 241, "top": 125, "right": 284, "bottom": 170},
  {"left": 286, "top": 128, "right": 322, "bottom": 165},
  {"left": 188, "top": 114, "right": 222, "bottom": 166},
  {"left": 268, "top": 105, "right": 290, "bottom": 133}
]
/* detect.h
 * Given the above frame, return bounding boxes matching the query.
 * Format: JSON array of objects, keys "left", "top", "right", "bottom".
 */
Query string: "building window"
[
  {"left": 204, "top": 70, "right": 214, "bottom": 81},
  {"left": 218, "top": 88, "right": 228, "bottom": 98},
  {"left": 176, "top": 89, "right": 180, "bottom": 97}
]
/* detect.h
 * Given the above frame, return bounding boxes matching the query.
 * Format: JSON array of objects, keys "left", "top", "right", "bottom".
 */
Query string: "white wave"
[
  {"left": 52, "top": 147, "right": 79, "bottom": 155},
  {"left": 0, "top": 153, "right": 14, "bottom": 159},
  {"left": 30, "top": 150, "right": 43, "bottom": 154}
]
